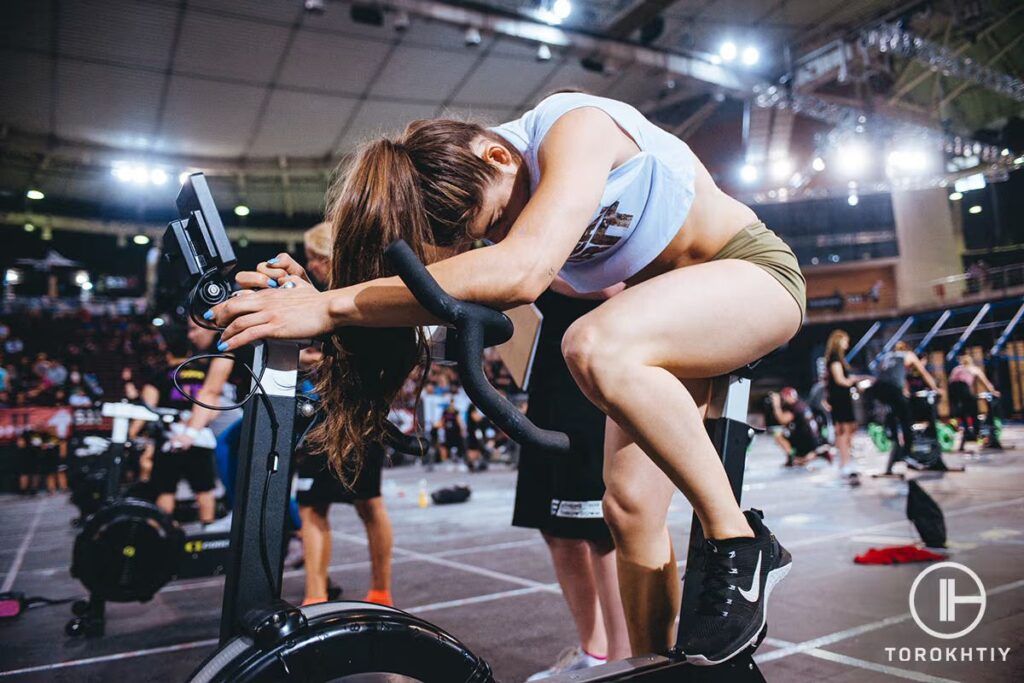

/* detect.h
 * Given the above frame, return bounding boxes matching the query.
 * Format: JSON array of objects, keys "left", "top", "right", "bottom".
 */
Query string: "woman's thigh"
[{"left": 581, "top": 259, "right": 801, "bottom": 379}]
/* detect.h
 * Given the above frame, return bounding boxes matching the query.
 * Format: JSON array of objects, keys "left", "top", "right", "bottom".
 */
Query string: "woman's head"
[
  {"left": 303, "top": 222, "right": 333, "bottom": 286},
  {"left": 308, "top": 118, "right": 528, "bottom": 476},
  {"left": 825, "top": 330, "right": 849, "bottom": 358},
  {"left": 959, "top": 353, "right": 974, "bottom": 366}
]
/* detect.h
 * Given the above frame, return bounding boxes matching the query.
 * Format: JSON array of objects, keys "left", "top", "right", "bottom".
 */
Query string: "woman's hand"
[
  {"left": 234, "top": 253, "right": 313, "bottom": 291},
  {"left": 207, "top": 279, "right": 342, "bottom": 350}
]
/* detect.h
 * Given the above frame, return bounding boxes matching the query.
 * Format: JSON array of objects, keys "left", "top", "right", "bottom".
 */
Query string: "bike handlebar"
[{"left": 385, "top": 240, "right": 571, "bottom": 454}]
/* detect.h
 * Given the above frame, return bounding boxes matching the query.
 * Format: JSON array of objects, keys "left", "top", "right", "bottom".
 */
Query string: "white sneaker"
[{"left": 526, "top": 646, "right": 605, "bottom": 681}]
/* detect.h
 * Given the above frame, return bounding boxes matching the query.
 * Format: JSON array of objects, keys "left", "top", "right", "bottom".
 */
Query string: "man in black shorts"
[
  {"left": 139, "top": 320, "right": 222, "bottom": 523},
  {"left": 513, "top": 287, "right": 630, "bottom": 680}
]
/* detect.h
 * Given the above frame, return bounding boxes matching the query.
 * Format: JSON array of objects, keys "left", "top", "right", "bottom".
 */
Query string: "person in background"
[
  {"left": 465, "top": 405, "right": 496, "bottom": 471},
  {"left": 948, "top": 353, "right": 1000, "bottom": 449},
  {"left": 872, "top": 341, "right": 940, "bottom": 457},
  {"left": 768, "top": 388, "right": 832, "bottom": 468},
  {"left": 515, "top": 286, "right": 630, "bottom": 680},
  {"left": 294, "top": 222, "right": 395, "bottom": 607},
  {"left": 824, "top": 330, "right": 862, "bottom": 482}
]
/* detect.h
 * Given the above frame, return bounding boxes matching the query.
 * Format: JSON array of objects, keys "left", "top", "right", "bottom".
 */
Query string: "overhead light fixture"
[
  {"left": 552, "top": 0, "right": 572, "bottom": 20},
  {"left": 741, "top": 46, "right": 760, "bottom": 66},
  {"left": 954, "top": 173, "right": 986, "bottom": 193},
  {"left": 152, "top": 317, "right": 165, "bottom": 327},
  {"left": 739, "top": 163, "right": 758, "bottom": 184},
  {"left": 179, "top": 171, "right": 192, "bottom": 185},
  {"left": 770, "top": 158, "right": 792, "bottom": 181},
  {"left": 149, "top": 168, "right": 168, "bottom": 185},
  {"left": 948, "top": 192, "right": 963, "bottom": 201},
  {"left": 464, "top": 26, "right": 482, "bottom": 46},
  {"left": 234, "top": 204, "right": 251, "bottom": 217},
  {"left": 41, "top": 227, "right": 53, "bottom": 241},
  {"left": 536, "top": 43, "right": 552, "bottom": 62},
  {"left": 886, "top": 147, "right": 929, "bottom": 176},
  {"left": 836, "top": 141, "right": 869, "bottom": 177},
  {"left": 133, "top": 234, "right": 151, "bottom": 245},
  {"left": 23, "top": 223, "right": 35, "bottom": 233},
  {"left": 26, "top": 189, "right": 44, "bottom": 200},
  {"left": 719, "top": 41, "right": 737, "bottom": 63},
  {"left": 5, "top": 269, "right": 22, "bottom": 285},
  {"left": 847, "top": 193, "right": 860, "bottom": 206},
  {"left": 811, "top": 157, "right": 826, "bottom": 172},
  {"left": 74, "top": 270, "right": 90, "bottom": 286},
  {"left": 1001, "top": 148, "right": 1010, "bottom": 157},
  {"left": 968, "top": 205, "right": 982, "bottom": 215},
  {"left": 80, "top": 281, "right": 94, "bottom": 291}
]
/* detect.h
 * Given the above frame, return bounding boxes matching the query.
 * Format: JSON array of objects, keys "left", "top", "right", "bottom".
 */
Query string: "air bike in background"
[{"left": 172, "top": 173, "right": 771, "bottom": 682}]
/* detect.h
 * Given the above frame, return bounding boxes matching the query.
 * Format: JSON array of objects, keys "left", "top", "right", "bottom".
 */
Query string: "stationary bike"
[
  {"left": 170, "top": 178, "right": 773, "bottom": 683},
  {"left": 65, "top": 399, "right": 233, "bottom": 637},
  {"left": 872, "top": 389, "right": 963, "bottom": 479}
]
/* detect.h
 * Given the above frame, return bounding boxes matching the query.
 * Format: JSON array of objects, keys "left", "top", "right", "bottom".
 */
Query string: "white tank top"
[{"left": 491, "top": 93, "right": 697, "bottom": 292}]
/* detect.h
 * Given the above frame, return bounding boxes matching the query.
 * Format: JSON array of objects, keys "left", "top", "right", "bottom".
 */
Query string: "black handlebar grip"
[
  {"left": 382, "top": 420, "right": 430, "bottom": 456},
  {"left": 384, "top": 240, "right": 461, "bottom": 324}
]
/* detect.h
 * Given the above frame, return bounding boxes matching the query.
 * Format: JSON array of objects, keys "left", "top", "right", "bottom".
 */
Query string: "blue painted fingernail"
[
  {"left": 267, "top": 279, "right": 278, "bottom": 288},
  {"left": 267, "top": 257, "right": 279, "bottom": 265},
  {"left": 203, "top": 309, "right": 214, "bottom": 320},
  {"left": 217, "top": 341, "right": 229, "bottom": 352}
]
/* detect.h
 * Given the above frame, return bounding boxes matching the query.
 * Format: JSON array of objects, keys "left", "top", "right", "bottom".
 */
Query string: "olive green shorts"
[{"left": 710, "top": 222, "right": 807, "bottom": 322}]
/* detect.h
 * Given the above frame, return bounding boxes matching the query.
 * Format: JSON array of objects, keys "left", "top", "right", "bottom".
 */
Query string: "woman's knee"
[
  {"left": 602, "top": 486, "right": 666, "bottom": 539},
  {"left": 562, "top": 317, "right": 633, "bottom": 410}
]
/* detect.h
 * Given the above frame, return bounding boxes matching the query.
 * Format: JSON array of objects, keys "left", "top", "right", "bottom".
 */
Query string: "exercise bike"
[
  {"left": 169, "top": 174, "right": 773, "bottom": 682},
  {"left": 66, "top": 401, "right": 232, "bottom": 637},
  {"left": 872, "top": 390, "right": 964, "bottom": 479},
  {"left": 955, "top": 391, "right": 1004, "bottom": 451}
]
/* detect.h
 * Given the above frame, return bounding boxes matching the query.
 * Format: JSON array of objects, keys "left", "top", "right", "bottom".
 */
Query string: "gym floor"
[{"left": 1, "top": 430, "right": 1022, "bottom": 683}]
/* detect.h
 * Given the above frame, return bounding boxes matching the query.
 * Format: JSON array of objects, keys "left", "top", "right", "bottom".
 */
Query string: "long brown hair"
[
  {"left": 825, "top": 330, "right": 849, "bottom": 369},
  {"left": 306, "top": 118, "right": 503, "bottom": 477}
]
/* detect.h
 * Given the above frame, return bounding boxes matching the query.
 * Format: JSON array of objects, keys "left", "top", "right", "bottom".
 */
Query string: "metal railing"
[{"left": 928, "top": 262, "right": 1024, "bottom": 299}]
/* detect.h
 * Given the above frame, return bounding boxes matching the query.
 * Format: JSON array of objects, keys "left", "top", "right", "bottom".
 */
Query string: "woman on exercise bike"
[{"left": 209, "top": 92, "right": 806, "bottom": 664}]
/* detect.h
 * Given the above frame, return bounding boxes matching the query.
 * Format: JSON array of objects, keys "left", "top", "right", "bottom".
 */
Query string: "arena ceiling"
[{"left": 1, "top": 0, "right": 1022, "bottom": 222}]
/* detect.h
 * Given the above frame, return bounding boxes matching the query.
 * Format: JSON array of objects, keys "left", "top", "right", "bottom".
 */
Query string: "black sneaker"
[{"left": 679, "top": 509, "right": 792, "bottom": 666}]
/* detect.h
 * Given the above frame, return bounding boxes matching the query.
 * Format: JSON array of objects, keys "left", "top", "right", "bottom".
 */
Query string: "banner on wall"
[{"left": 0, "top": 407, "right": 110, "bottom": 442}]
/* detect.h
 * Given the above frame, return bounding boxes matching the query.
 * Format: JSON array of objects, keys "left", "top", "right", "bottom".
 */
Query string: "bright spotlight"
[
  {"left": 741, "top": 46, "right": 760, "bottom": 66},
  {"left": 112, "top": 164, "right": 132, "bottom": 182},
  {"left": 127, "top": 165, "right": 148, "bottom": 184},
  {"left": 847, "top": 193, "right": 859, "bottom": 207},
  {"left": 150, "top": 168, "right": 168, "bottom": 185},
  {"left": 5, "top": 269, "right": 22, "bottom": 284},
  {"left": 80, "top": 281, "right": 94, "bottom": 291},
  {"left": 739, "top": 163, "right": 758, "bottom": 184},
  {"left": 234, "top": 205, "right": 251, "bottom": 217},
  {"left": 23, "top": 223, "right": 35, "bottom": 233},
  {"left": 152, "top": 317, "right": 165, "bottom": 327},
  {"left": 836, "top": 141, "right": 869, "bottom": 177},
  {"left": 719, "top": 41, "right": 738, "bottom": 62},
  {"left": 948, "top": 192, "right": 963, "bottom": 201},
  {"left": 552, "top": 0, "right": 572, "bottom": 20},
  {"left": 811, "top": 157, "right": 826, "bottom": 172},
  {"left": 179, "top": 171, "right": 192, "bottom": 185},
  {"left": 133, "top": 234, "right": 151, "bottom": 245},
  {"left": 26, "top": 189, "right": 45, "bottom": 200},
  {"left": 770, "top": 158, "right": 792, "bottom": 181},
  {"left": 74, "top": 270, "right": 90, "bottom": 285},
  {"left": 968, "top": 205, "right": 983, "bottom": 215},
  {"left": 886, "top": 147, "right": 929, "bottom": 175}
]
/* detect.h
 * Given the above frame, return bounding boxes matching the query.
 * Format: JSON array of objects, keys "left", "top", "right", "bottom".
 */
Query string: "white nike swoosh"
[{"left": 737, "top": 551, "right": 762, "bottom": 603}]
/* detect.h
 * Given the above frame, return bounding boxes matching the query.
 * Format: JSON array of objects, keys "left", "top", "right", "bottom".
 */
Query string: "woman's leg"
[
  {"left": 300, "top": 504, "right": 330, "bottom": 604},
  {"left": 563, "top": 259, "right": 801, "bottom": 540},
  {"left": 542, "top": 533, "right": 608, "bottom": 658},
  {"left": 601, "top": 418, "right": 679, "bottom": 655},
  {"left": 355, "top": 497, "right": 393, "bottom": 599},
  {"left": 586, "top": 537, "right": 632, "bottom": 661}
]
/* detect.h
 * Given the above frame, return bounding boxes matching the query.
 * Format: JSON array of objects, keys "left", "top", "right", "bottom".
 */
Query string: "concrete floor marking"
[
  {"left": 0, "top": 638, "right": 219, "bottom": 677},
  {"left": 1, "top": 499, "right": 45, "bottom": 593}
]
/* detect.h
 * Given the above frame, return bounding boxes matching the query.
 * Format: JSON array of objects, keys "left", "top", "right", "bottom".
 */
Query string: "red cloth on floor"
[{"left": 854, "top": 545, "right": 946, "bottom": 565}]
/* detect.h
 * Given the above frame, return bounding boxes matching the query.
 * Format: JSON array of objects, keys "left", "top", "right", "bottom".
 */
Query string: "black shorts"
[
  {"left": 828, "top": 387, "right": 856, "bottom": 424},
  {"left": 150, "top": 447, "right": 216, "bottom": 495},
  {"left": 513, "top": 376, "right": 612, "bottom": 543},
  {"left": 295, "top": 444, "right": 384, "bottom": 507}
]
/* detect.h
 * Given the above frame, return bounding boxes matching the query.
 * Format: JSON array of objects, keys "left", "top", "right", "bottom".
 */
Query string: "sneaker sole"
[{"left": 685, "top": 552, "right": 793, "bottom": 667}]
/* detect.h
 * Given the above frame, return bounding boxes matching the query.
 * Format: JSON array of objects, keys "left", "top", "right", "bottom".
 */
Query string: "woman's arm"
[
  {"left": 549, "top": 275, "right": 626, "bottom": 300},
  {"left": 213, "top": 108, "right": 623, "bottom": 349},
  {"left": 975, "top": 366, "right": 998, "bottom": 394}
]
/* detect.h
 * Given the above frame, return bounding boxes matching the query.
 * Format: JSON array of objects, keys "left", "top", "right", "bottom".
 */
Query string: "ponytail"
[{"left": 309, "top": 120, "right": 500, "bottom": 478}]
